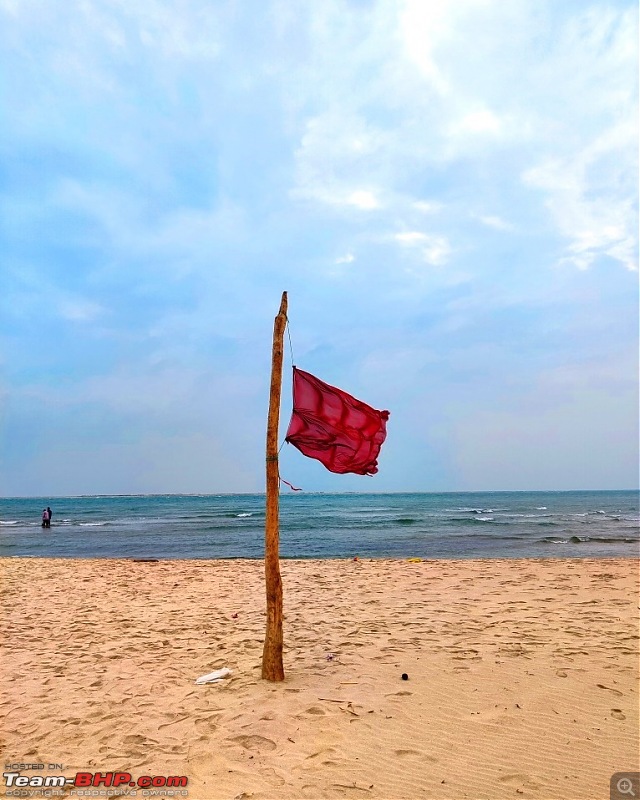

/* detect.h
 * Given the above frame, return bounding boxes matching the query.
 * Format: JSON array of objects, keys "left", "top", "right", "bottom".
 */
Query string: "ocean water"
[{"left": 0, "top": 491, "right": 638, "bottom": 560}]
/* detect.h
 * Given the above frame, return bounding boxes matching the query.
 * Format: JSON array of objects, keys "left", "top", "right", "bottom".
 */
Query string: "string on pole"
[
  {"left": 279, "top": 317, "right": 301, "bottom": 492},
  {"left": 286, "top": 316, "right": 295, "bottom": 368}
]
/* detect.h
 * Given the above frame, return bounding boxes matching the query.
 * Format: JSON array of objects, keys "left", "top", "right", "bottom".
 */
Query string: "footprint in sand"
[
  {"left": 498, "top": 773, "right": 542, "bottom": 790},
  {"left": 301, "top": 786, "right": 325, "bottom": 798},
  {"left": 306, "top": 747, "right": 338, "bottom": 761},
  {"left": 297, "top": 706, "right": 326, "bottom": 717},
  {"left": 228, "top": 734, "right": 277, "bottom": 752},
  {"left": 611, "top": 709, "right": 626, "bottom": 720},
  {"left": 394, "top": 749, "right": 437, "bottom": 763}
]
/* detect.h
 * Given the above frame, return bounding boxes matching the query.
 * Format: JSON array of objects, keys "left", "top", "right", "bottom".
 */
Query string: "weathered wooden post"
[{"left": 261, "top": 291, "right": 287, "bottom": 681}]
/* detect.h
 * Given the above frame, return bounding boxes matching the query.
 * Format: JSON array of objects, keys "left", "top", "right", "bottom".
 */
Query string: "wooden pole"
[{"left": 261, "top": 291, "right": 287, "bottom": 681}]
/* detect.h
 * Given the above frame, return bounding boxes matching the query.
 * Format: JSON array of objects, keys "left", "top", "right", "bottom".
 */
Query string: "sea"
[{"left": 0, "top": 491, "right": 638, "bottom": 561}]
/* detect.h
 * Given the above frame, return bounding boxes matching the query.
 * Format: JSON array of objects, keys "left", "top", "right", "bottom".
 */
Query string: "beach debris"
[
  {"left": 132, "top": 558, "right": 159, "bottom": 563},
  {"left": 333, "top": 784, "right": 371, "bottom": 793},
  {"left": 407, "top": 557, "right": 422, "bottom": 563},
  {"left": 232, "top": 613, "right": 239, "bottom": 618},
  {"left": 401, "top": 673, "right": 409, "bottom": 680},
  {"left": 353, "top": 556, "right": 359, "bottom": 561},
  {"left": 326, "top": 652, "right": 336, "bottom": 661},
  {"left": 597, "top": 683, "right": 623, "bottom": 696},
  {"left": 195, "top": 667, "right": 232, "bottom": 685}
]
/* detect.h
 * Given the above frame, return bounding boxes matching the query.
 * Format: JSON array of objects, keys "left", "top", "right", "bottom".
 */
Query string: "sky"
[{"left": 0, "top": 0, "right": 638, "bottom": 496}]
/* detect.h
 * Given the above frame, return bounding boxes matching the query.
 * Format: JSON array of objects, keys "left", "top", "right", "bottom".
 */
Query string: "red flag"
[{"left": 285, "top": 367, "right": 389, "bottom": 476}]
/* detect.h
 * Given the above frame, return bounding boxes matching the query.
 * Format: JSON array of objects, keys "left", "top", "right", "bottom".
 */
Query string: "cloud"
[
  {"left": 0, "top": 0, "right": 637, "bottom": 494},
  {"left": 474, "top": 214, "right": 514, "bottom": 232},
  {"left": 523, "top": 120, "right": 638, "bottom": 271},
  {"left": 346, "top": 190, "right": 380, "bottom": 210},
  {"left": 451, "top": 108, "right": 502, "bottom": 136},
  {"left": 58, "top": 297, "right": 105, "bottom": 323},
  {"left": 335, "top": 253, "right": 355, "bottom": 264},
  {"left": 394, "top": 231, "right": 451, "bottom": 266},
  {"left": 289, "top": 0, "right": 636, "bottom": 273},
  {"left": 518, "top": 7, "right": 638, "bottom": 272},
  {"left": 413, "top": 201, "right": 441, "bottom": 214}
]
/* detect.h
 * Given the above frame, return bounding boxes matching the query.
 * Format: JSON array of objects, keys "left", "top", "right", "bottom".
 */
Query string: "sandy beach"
[{"left": 1, "top": 556, "right": 638, "bottom": 800}]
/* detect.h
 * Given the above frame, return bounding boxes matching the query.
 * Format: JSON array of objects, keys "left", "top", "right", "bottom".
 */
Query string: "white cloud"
[
  {"left": 291, "top": 107, "right": 390, "bottom": 209},
  {"left": 475, "top": 214, "right": 514, "bottom": 232},
  {"left": 453, "top": 108, "right": 502, "bottom": 136},
  {"left": 335, "top": 253, "right": 355, "bottom": 264},
  {"left": 395, "top": 232, "right": 429, "bottom": 246},
  {"left": 400, "top": 0, "right": 452, "bottom": 95},
  {"left": 413, "top": 201, "right": 441, "bottom": 214},
  {"left": 93, "top": 0, "right": 222, "bottom": 61},
  {"left": 346, "top": 190, "right": 380, "bottom": 210},
  {"left": 58, "top": 297, "right": 105, "bottom": 323},
  {"left": 3, "top": 260, "right": 107, "bottom": 324},
  {"left": 0, "top": 0, "right": 19, "bottom": 16},
  {"left": 523, "top": 119, "right": 638, "bottom": 272},
  {"left": 290, "top": 0, "right": 636, "bottom": 272},
  {"left": 53, "top": 178, "right": 248, "bottom": 269},
  {"left": 394, "top": 231, "right": 451, "bottom": 266},
  {"left": 519, "top": 7, "right": 638, "bottom": 272}
]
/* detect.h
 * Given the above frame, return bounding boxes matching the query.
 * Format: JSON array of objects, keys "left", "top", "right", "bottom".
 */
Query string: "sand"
[{"left": 1, "top": 556, "right": 638, "bottom": 800}]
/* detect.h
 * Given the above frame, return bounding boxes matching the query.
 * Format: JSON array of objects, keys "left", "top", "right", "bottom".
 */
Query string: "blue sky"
[{"left": 1, "top": 0, "right": 637, "bottom": 496}]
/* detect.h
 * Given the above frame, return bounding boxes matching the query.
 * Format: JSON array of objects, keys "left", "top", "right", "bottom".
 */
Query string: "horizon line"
[{"left": 1, "top": 488, "right": 638, "bottom": 501}]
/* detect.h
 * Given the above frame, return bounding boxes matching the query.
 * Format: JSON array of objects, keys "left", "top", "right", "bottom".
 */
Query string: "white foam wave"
[
  {"left": 0, "top": 521, "right": 18, "bottom": 525},
  {"left": 236, "top": 513, "right": 253, "bottom": 518},
  {"left": 79, "top": 522, "right": 107, "bottom": 527}
]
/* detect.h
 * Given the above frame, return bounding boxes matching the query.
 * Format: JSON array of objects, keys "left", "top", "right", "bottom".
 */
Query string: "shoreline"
[
  {"left": 1, "top": 556, "right": 638, "bottom": 799},
  {"left": 2, "top": 553, "right": 639, "bottom": 562}
]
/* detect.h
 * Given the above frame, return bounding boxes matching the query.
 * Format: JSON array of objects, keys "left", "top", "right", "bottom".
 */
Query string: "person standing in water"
[{"left": 41, "top": 507, "right": 52, "bottom": 529}]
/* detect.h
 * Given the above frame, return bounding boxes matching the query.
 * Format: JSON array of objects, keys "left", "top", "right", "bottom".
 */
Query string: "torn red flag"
[{"left": 285, "top": 367, "right": 389, "bottom": 476}]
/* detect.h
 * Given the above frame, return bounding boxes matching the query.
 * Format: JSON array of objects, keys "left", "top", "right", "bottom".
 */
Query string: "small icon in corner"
[{"left": 611, "top": 773, "right": 640, "bottom": 800}]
